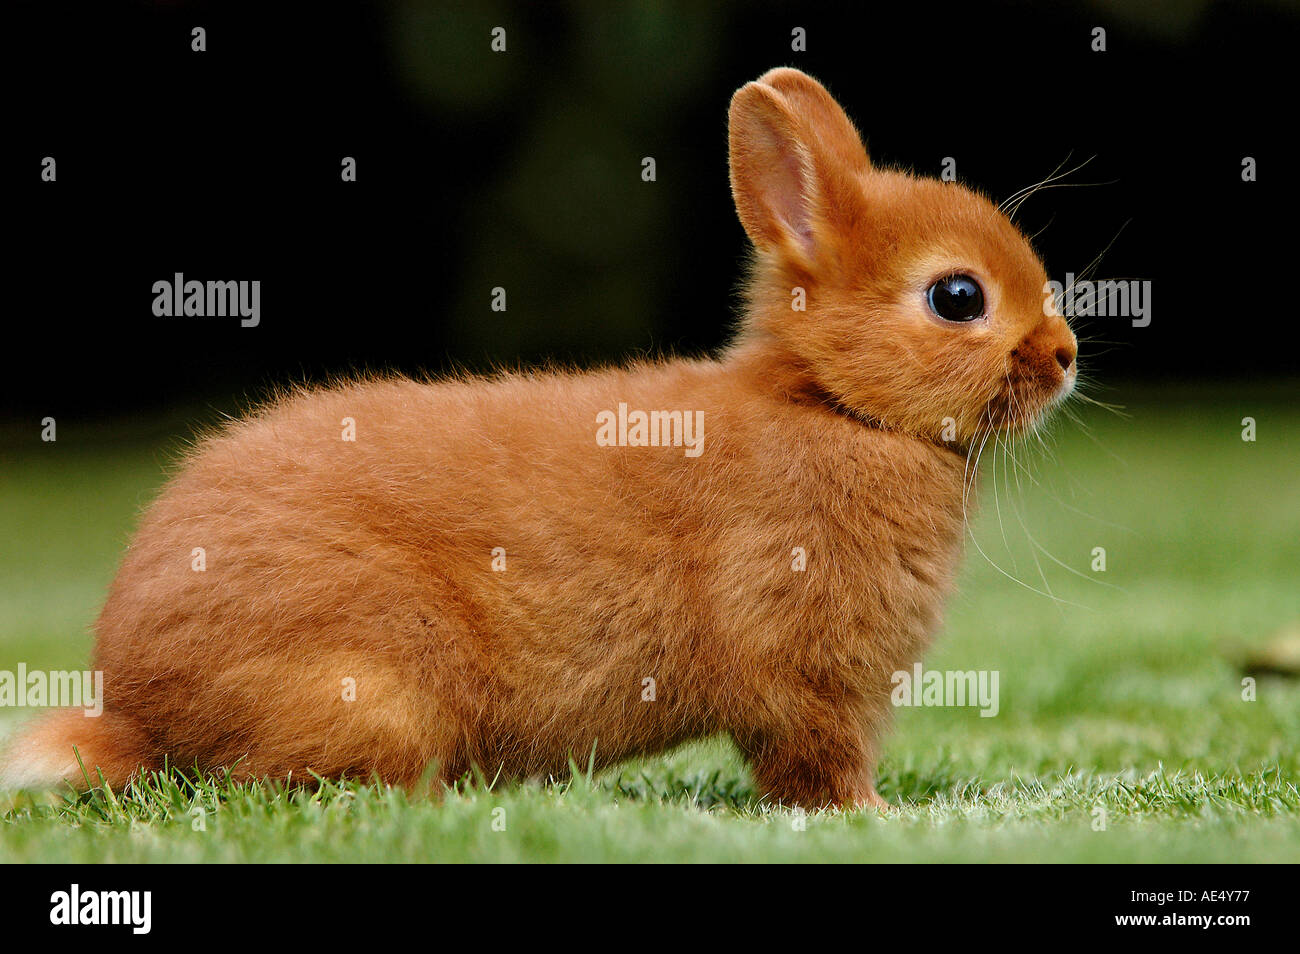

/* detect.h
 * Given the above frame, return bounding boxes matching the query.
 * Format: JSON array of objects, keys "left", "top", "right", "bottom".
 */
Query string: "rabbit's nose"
[
  {"left": 1055, "top": 344, "right": 1075, "bottom": 372},
  {"left": 1054, "top": 330, "right": 1077, "bottom": 372}
]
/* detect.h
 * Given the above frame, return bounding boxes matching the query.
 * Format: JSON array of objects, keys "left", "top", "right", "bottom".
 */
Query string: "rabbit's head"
[{"left": 730, "top": 68, "right": 1077, "bottom": 447}]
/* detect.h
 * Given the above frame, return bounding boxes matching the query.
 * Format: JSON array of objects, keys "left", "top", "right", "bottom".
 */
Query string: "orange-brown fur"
[{"left": 1, "top": 69, "right": 1075, "bottom": 808}]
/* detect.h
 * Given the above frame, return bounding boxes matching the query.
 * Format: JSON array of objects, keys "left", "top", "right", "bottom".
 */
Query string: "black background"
[
  {"left": 4, "top": 0, "right": 1294, "bottom": 426},
  {"left": 5, "top": 864, "right": 1277, "bottom": 936}
]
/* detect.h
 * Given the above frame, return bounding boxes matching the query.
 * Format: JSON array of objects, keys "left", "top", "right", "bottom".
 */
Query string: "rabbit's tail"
[{"left": 0, "top": 709, "right": 154, "bottom": 791}]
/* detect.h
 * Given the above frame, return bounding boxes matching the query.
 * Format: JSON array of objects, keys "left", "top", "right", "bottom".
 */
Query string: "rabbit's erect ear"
[
  {"left": 728, "top": 69, "right": 868, "bottom": 267},
  {"left": 755, "top": 68, "right": 870, "bottom": 173}
]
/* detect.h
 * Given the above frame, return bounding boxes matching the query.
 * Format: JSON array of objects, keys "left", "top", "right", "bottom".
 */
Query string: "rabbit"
[{"left": 0, "top": 67, "right": 1076, "bottom": 809}]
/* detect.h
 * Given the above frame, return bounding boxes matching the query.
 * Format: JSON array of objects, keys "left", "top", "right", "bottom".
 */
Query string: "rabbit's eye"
[{"left": 927, "top": 274, "right": 985, "bottom": 322}]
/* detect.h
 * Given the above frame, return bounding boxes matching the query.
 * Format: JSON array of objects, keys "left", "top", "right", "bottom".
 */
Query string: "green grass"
[{"left": 1, "top": 383, "right": 1298, "bottom": 862}]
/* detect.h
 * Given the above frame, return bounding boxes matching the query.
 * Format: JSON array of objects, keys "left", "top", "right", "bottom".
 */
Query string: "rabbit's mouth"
[
  {"left": 986, "top": 367, "right": 1075, "bottom": 433},
  {"left": 982, "top": 320, "right": 1078, "bottom": 433}
]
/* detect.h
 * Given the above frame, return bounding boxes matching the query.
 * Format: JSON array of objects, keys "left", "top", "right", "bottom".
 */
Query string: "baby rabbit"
[{"left": 2, "top": 68, "right": 1076, "bottom": 808}]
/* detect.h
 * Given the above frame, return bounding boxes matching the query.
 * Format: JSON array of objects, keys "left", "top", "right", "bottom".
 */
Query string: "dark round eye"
[{"left": 927, "top": 274, "right": 985, "bottom": 322}]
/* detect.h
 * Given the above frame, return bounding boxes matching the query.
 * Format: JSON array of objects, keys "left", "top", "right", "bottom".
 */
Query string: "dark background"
[{"left": 4, "top": 0, "right": 1295, "bottom": 426}]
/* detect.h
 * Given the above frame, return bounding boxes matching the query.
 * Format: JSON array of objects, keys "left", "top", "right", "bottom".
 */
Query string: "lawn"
[{"left": 1, "top": 383, "right": 1297, "bottom": 862}]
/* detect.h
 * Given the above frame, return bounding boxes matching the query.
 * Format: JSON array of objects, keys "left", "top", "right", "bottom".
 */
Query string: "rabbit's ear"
[
  {"left": 728, "top": 70, "right": 868, "bottom": 268},
  {"left": 755, "top": 68, "right": 869, "bottom": 174}
]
